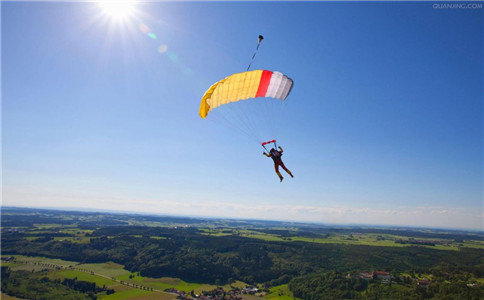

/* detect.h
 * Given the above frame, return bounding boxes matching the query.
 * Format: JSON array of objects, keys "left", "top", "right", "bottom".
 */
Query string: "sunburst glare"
[{"left": 98, "top": 1, "right": 137, "bottom": 21}]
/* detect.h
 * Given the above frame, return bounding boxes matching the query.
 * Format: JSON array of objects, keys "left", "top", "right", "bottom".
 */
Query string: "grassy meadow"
[{"left": 2, "top": 255, "right": 293, "bottom": 299}]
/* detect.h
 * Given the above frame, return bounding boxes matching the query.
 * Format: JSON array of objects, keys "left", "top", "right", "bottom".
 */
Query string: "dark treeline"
[
  {"left": 1, "top": 267, "right": 99, "bottom": 300},
  {"left": 253, "top": 229, "right": 327, "bottom": 238},
  {"left": 1, "top": 213, "right": 124, "bottom": 228},
  {"left": 289, "top": 271, "right": 484, "bottom": 300},
  {"left": 1, "top": 214, "right": 75, "bottom": 227},
  {"left": 289, "top": 271, "right": 368, "bottom": 299},
  {"left": 89, "top": 225, "right": 201, "bottom": 237},
  {"left": 254, "top": 227, "right": 484, "bottom": 241},
  {"left": 328, "top": 228, "right": 484, "bottom": 241},
  {"left": 61, "top": 277, "right": 114, "bottom": 296},
  {"left": 3, "top": 225, "right": 484, "bottom": 285}
]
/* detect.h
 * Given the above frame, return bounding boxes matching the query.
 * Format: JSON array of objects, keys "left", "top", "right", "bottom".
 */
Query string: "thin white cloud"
[{"left": 2, "top": 186, "right": 482, "bottom": 230}]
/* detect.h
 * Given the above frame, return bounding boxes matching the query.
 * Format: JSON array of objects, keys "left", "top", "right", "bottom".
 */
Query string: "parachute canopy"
[{"left": 199, "top": 70, "right": 294, "bottom": 118}]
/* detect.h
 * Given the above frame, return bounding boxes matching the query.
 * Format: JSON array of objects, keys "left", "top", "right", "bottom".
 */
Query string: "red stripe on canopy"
[{"left": 255, "top": 70, "right": 272, "bottom": 98}]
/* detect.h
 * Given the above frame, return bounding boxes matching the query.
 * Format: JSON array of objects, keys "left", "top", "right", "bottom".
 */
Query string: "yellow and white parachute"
[
  {"left": 199, "top": 68, "right": 294, "bottom": 144},
  {"left": 200, "top": 70, "right": 293, "bottom": 119}
]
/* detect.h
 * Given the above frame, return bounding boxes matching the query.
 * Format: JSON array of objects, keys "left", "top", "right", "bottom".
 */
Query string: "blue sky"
[{"left": 2, "top": 1, "right": 483, "bottom": 230}]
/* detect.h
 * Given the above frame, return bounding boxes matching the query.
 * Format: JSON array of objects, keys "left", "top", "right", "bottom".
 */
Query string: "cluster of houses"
[
  {"left": 1, "top": 256, "right": 14, "bottom": 262},
  {"left": 165, "top": 285, "right": 261, "bottom": 300},
  {"left": 417, "top": 279, "right": 430, "bottom": 288},
  {"left": 347, "top": 271, "right": 392, "bottom": 283}
]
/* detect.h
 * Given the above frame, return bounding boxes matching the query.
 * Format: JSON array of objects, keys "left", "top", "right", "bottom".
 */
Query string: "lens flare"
[
  {"left": 139, "top": 23, "right": 150, "bottom": 34},
  {"left": 157, "top": 45, "right": 168, "bottom": 53},
  {"left": 148, "top": 33, "right": 157, "bottom": 40},
  {"left": 167, "top": 51, "right": 178, "bottom": 63}
]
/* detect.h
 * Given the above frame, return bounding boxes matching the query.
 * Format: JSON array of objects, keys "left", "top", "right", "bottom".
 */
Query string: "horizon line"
[{"left": 2, "top": 205, "right": 483, "bottom": 233}]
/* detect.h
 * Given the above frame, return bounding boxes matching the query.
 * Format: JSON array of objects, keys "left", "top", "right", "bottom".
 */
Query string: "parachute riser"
[
  {"left": 261, "top": 139, "right": 276, "bottom": 153},
  {"left": 246, "top": 35, "right": 264, "bottom": 71}
]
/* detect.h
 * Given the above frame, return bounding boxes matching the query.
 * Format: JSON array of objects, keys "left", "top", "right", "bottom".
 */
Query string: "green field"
[
  {"left": 53, "top": 236, "right": 91, "bottom": 243},
  {"left": 1, "top": 292, "right": 23, "bottom": 300},
  {"left": 99, "top": 287, "right": 174, "bottom": 300},
  {"left": 475, "top": 278, "right": 484, "bottom": 284},
  {"left": 33, "top": 223, "right": 65, "bottom": 229},
  {"left": 116, "top": 273, "right": 146, "bottom": 283},
  {"left": 49, "top": 270, "right": 117, "bottom": 286},
  {"left": 461, "top": 240, "right": 484, "bottom": 249},
  {"left": 149, "top": 236, "right": 167, "bottom": 240},
  {"left": 266, "top": 284, "right": 297, "bottom": 300},
  {"left": 128, "top": 276, "right": 204, "bottom": 293},
  {"left": 0, "top": 261, "right": 23, "bottom": 268},
  {"left": 115, "top": 273, "right": 258, "bottom": 295},
  {"left": 8, "top": 263, "right": 52, "bottom": 273},
  {"left": 188, "top": 228, "right": 483, "bottom": 252},
  {"left": 10, "top": 255, "right": 78, "bottom": 267},
  {"left": 5, "top": 256, "right": 262, "bottom": 299},
  {"left": 78, "top": 262, "right": 130, "bottom": 278},
  {"left": 225, "top": 229, "right": 475, "bottom": 251},
  {"left": 199, "top": 228, "right": 234, "bottom": 237}
]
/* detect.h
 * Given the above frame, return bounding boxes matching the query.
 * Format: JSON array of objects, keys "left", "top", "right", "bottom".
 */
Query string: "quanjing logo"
[{"left": 433, "top": 3, "right": 483, "bottom": 9}]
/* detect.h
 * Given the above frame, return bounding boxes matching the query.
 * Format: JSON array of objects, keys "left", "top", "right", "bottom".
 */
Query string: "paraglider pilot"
[{"left": 264, "top": 146, "right": 294, "bottom": 182}]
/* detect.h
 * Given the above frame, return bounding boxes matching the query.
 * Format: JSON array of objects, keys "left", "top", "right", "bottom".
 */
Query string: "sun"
[{"left": 98, "top": 1, "right": 137, "bottom": 21}]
